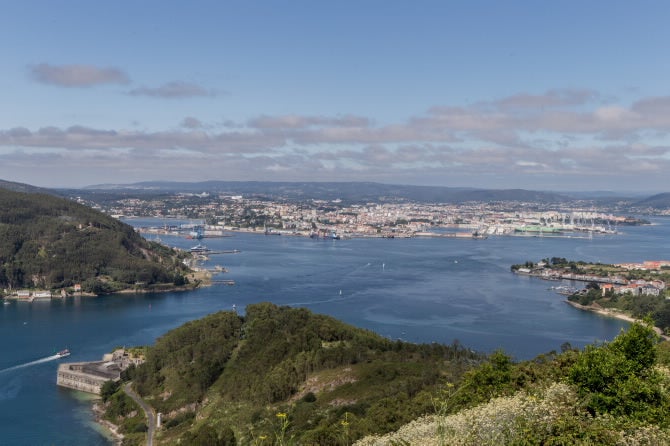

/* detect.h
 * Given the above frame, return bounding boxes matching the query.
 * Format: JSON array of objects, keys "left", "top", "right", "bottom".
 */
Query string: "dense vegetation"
[
  {"left": 0, "top": 187, "right": 191, "bottom": 293},
  {"left": 112, "top": 303, "right": 483, "bottom": 445},
  {"left": 105, "top": 304, "right": 670, "bottom": 445},
  {"left": 359, "top": 321, "right": 670, "bottom": 445}
]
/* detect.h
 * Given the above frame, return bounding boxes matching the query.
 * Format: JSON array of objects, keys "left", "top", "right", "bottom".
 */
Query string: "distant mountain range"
[
  {"left": 0, "top": 179, "right": 54, "bottom": 195},
  {"left": 0, "top": 178, "right": 666, "bottom": 209},
  {"left": 84, "top": 180, "right": 573, "bottom": 204},
  {"left": 632, "top": 193, "right": 670, "bottom": 209}
]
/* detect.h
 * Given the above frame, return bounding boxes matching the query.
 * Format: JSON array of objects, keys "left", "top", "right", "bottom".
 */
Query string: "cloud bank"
[{"left": 2, "top": 88, "right": 670, "bottom": 191}]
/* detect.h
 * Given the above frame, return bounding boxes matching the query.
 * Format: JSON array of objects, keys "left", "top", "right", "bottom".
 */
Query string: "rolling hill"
[
  {"left": 104, "top": 304, "right": 670, "bottom": 446},
  {"left": 0, "top": 185, "right": 192, "bottom": 294},
  {"left": 83, "top": 180, "right": 570, "bottom": 204}
]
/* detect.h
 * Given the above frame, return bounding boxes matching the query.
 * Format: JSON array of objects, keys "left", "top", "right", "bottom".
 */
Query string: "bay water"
[{"left": 2, "top": 217, "right": 668, "bottom": 445}]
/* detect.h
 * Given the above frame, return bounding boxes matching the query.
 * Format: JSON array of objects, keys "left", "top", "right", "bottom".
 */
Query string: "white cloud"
[
  {"left": 30, "top": 63, "right": 130, "bottom": 87},
  {"left": 128, "top": 81, "right": 215, "bottom": 98}
]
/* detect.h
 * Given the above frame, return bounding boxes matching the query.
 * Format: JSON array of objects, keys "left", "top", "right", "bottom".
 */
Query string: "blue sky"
[{"left": 2, "top": 1, "right": 670, "bottom": 192}]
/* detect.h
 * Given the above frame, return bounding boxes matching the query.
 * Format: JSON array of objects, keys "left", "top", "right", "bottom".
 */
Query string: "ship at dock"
[
  {"left": 190, "top": 243, "right": 212, "bottom": 253},
  {"left": 514, "top": 225, "right": 563, "bottom": 234}
]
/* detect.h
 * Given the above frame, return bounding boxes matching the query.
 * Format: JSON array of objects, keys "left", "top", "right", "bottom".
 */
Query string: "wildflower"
[{"left": 275, "top": 411, "right": 291, "bottom": 446}]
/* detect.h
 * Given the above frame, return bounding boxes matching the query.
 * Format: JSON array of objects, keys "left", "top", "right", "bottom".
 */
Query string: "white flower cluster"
[
  {"left": 617, "top": 424, "right": 670, "bottom": 446},
  {"left": 354, "top": 382, "right": 670, "bottom": 446}
]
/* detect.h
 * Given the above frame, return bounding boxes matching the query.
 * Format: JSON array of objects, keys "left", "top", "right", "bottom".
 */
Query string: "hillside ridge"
[{"left": 0, "top": 185, "right": 192, "bottom": 295}]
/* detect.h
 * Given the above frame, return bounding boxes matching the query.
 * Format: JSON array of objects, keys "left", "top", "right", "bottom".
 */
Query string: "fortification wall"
[{"left": 57, "top": 363, "right": 110, "bottom": 394}]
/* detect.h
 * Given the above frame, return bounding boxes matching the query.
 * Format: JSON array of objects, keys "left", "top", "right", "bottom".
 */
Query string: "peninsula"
[{"left": 512, "top": 258, "right": 670, "bottom": 335}]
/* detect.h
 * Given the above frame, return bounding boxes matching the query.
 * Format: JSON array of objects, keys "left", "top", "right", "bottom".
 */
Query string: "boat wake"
[{"left": 0, "top": 354, "right": 62, "bottom": 374}]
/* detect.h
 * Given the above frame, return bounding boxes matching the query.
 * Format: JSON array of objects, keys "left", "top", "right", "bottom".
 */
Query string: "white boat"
[{"left": 56, "top": 349, "right": 70, "bottom": 358}]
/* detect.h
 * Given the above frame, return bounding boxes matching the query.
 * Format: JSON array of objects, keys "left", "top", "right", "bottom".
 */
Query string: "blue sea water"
[{"left": 1, "top": 217, "right": 669, "bottom": 445}]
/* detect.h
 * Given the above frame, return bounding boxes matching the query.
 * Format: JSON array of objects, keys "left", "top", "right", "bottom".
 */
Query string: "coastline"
[
  {"left": 91, "top": 402, "right": 123, "bottom": 445},
  {"left": 565, "top": 300, "right": 669, "bottom": 340},
  {"left": 1, "top": 270, "right": 211, "bottom": 301}
]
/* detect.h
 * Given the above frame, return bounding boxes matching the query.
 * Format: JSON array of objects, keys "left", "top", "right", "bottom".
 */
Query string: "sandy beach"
[{"left": 565, "top": 300, "right": 669, "bottom": 340}]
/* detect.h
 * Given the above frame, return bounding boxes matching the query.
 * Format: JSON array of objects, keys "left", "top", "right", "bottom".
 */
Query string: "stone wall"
[{"left": 56, "top": 362, "right": 114, "bottom": 394}]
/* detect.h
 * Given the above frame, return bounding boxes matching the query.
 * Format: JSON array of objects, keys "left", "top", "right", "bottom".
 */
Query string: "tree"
[
  {"left": 585, "top": 281, "right": 600, "bottom": 290},
  {"left": 100, "top": 380, "right": 120, "bottom": 403},
  {"left": 451, "top": 350, "right": 514, "bottom": 408},
  {"left": 569, "top": 321, "right": 668, "bottom": 422}
]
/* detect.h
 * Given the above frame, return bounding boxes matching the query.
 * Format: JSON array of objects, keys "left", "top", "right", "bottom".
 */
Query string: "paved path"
[{"left": 124, "top": 382, "right": 156, "bottom": 446}]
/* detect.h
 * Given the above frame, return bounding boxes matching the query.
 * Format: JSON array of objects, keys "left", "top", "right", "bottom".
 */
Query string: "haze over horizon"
[{"left": 2, "top": 1, "right": 670, "bottom": 193}]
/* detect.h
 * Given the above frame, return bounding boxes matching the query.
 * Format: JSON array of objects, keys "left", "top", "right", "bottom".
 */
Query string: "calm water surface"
[{"left": 1, "top": 217, "right": 668, "bottom": 445}]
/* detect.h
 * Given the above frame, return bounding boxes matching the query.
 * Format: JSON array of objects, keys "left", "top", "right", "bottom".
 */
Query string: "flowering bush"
[{"left": 354, "top": 382, "right": 670, "bottom": 446}]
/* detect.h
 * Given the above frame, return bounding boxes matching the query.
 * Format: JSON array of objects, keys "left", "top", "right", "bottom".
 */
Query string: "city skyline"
[{"left": 2, "top": 1, "right": 670, "bottom": 192}]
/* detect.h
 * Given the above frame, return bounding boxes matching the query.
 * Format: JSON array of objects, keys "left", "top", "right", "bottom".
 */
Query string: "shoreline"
[
  {"left": 1, "top": 270, "right": 211, "bottom": 301},
  {"left": 565, "top": 300, "right": 669, "bottom": 340},
  {"left": 91, "top": 402, "right": 123, "bottom": 445}
]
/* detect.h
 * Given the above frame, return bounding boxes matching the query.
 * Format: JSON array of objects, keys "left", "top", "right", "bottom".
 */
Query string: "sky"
[{"left": 2, "top": 1, "right": 670, "bottom": 193}]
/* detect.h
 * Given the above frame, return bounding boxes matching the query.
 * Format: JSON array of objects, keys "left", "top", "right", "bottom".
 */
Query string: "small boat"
[{"left": 56, "top": 349, "right": 70, "bottom": 358}]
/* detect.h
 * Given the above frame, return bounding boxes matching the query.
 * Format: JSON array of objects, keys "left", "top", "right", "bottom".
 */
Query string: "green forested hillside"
[
  {"left": 106, "top": 305, "right": 670, "bottom": 446},
  {"left": 0, "top": 187, "right": 191, "bottom": 293},
  {"left": 114, "top": 303, "right": 483, "bottom": 445}
]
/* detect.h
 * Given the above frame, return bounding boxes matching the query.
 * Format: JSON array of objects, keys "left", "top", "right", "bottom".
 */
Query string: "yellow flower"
[{"left": 276, "top": 412, "right": 287, "bottom": 419}]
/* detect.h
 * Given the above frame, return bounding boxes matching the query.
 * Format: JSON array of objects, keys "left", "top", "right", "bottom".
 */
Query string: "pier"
[{"left": 211, "top": 279, "right": 235, "bottom": 286}]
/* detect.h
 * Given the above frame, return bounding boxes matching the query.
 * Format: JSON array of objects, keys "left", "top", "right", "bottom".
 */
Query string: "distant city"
[{"left": 67, "top": 182, "right": 664, "bottom": 240}]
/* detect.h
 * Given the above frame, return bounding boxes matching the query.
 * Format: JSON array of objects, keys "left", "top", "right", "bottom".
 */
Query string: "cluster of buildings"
[
  {"left": 85, "top": 191, "right": 645, "bottom": 239},
  {"left": 615, "top": 260, "right": 670, "bottom": 270},
  {"left": 599, "top": 280, "right": 666, "bottom": 297},
  {"left": 3, "top": 284, "right": 82, "bottom": 301},
  {"left": 516, "top": 260, "right": 668, "bottom": 298}
]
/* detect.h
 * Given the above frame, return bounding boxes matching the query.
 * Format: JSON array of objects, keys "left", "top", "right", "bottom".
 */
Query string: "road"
[{"left": 124, "top": 382, "right": 156, "bottom": 446}]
